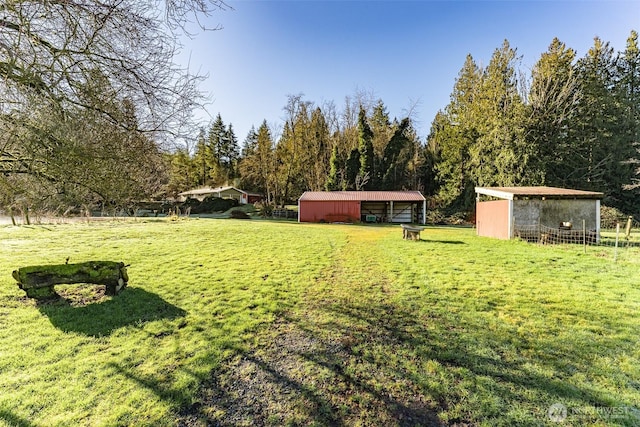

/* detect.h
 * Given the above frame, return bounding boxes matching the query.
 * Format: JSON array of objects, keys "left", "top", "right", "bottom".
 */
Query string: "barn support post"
[
  {"left": 390, "top": 201, "right": 394, "bottom": 223},
  {"left": 475, "top": 193, "right": 480, "bottom": 236},
  {"left": 596, "top": 200, "right": 601, "bottom": 243},
  {"left": 422, "top": 199, "right": 426, "bottom": 224}
]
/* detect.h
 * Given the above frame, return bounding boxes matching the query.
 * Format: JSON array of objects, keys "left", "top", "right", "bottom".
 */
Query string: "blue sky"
[{"left": 178, "top": 0, "right": 640, "bottom": 144}]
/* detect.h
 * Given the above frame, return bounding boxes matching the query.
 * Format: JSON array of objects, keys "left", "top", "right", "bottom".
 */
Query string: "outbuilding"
[
  {"left": 475, "top": 186, "right": 604, "bottom": 240},
  {"left": 298, "top": 191, "right": 426, "bottom": 224}
]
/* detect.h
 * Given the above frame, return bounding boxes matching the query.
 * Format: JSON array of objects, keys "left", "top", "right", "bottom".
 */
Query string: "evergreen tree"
[
  {"left": 617, "top": 31, "right": 640, "bottom": 208},
  {"left": 357, "top": 105, "right": 375, "bottom": 189},
  {"left": 421, "top": 133, "right": 441, "bottom": 197},
  {"left": 370, "top": 100, "right": 393, "bottom": 154},
  {"left": 192, "top": 129, "right": 209, "bottom": 186},
  {"left": 527, "top": 38, "right": 579, "bottom": 187},
  {"left": 432, "top": 54, "right": 481, "bottom": 209},
  {"left": 303, "top": 107, "right": 331, "bottom": 191},
  {"left": 207, "top": 113, "right": 227, "bottom": 184},
  {"left": 326, "top": 144, "right": 342, "bottom": 191},
  {"left": 469, "top": 40, "right": 529, "bottom": 188},
  {"left": 345, "top": 148, "right": 361, "bottom": 190},
  {"left": 225, "top": 123, "right": 240, "bottom": 182},
  {"left": 574, "top": 37, "right": 632, "bottom": 207},
  {"left": 380, "top": 118, "right": 411, "bottom": 189},
  {"left": 241, "top": 126, "right": 258, "bottom": 158},
  {"left": 239, "top": 120, "right": 275, "bottom": 202}
]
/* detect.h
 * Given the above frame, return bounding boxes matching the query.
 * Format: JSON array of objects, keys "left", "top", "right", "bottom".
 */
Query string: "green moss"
[{"left": 24, "top": 286, "right": 57, "bottom": 299}]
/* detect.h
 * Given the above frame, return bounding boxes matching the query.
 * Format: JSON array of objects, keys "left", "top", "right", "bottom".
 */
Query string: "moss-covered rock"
[{"left": 13, "top": 261, "right": 128, "bottom": 299}]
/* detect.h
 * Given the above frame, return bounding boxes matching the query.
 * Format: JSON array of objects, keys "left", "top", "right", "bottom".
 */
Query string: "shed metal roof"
[
  {"left": 299, "top": 191, "right": 426, "bottom": 202},
  {"left": 475, "top": 186, "right": 604, "bottom": 200}
]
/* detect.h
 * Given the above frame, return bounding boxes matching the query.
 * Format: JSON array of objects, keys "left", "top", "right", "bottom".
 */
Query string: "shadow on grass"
[
  {"left": 177, "top": 310, "right": 445, "bottom": 426},
  {"left": 0, "top": 409, "right": 35, "bottom": 427},
  {"left": 37, "top": 287, "right": 186, "bottom": 337},
  {"left": 419, "top": 239, "right": 466, "bottom": 244},
  {"left": 179, "top": 293, "right": 633, "bottom": 426},
  {"left": 178, "top": 343, "right": 350, "bottom": 427},
  {"left": 312, "top": 300, "right": 627, "bottom": 425},
  {"left": 107, "top": 362, "right": 195, "bottom": 408}
]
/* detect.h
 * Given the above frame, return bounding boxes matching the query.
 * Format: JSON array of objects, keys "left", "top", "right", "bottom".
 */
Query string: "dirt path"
[{"left": 178, "top": 228, "right": 444, "bottom": 426}]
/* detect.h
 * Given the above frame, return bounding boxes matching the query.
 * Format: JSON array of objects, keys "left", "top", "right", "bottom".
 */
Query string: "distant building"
[{"left": 177, "top": 186, "right": 263, "bottom": 204}]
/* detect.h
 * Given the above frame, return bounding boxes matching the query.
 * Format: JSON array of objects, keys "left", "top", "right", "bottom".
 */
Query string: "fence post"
[
  {"left": 583, "top": 219, "right": 586, "bottom": 253},
  {"left": 614, "top": 222, "right": 620, "bottom": 263}
]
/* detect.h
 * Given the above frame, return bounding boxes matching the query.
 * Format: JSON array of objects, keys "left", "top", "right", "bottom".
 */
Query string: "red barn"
[{"left": 298, "top": 191, "right": 426, "bottom": 224}]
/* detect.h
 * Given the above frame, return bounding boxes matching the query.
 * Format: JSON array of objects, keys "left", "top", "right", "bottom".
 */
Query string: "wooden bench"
[
  {"left": 12, "top": 261, "right": 129, "bottom": 299},
  {"left": 401, "top": 224, "right": 425, "bottom": 240}
]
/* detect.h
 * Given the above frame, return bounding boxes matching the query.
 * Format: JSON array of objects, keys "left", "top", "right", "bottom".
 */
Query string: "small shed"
[
  {"left": 475, "top": 186, "right": 604, "bottom": 240},
  {"left": 298, "top": 191, "right": 426, "bottom": 224},
  {"left": 177, "top": 186, "right": 262, "bottom": 204}
]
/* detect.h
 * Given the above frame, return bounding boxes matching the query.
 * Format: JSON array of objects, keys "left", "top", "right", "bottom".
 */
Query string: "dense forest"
[
  {"left": 1, "top": 2, "right": 638, "bottom": 218},
  {"left": 167, "top": 32, "right": 640, "bottom": 216}
]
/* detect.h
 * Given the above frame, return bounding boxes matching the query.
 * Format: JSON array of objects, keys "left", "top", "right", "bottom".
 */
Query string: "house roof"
[
  {"left": 475, "top": 186, "right": 604, "bottom": 200},
  {"left": 178, "top": 186, "right": 245, "bottom": 197},
  {"left": 299, "top": 191, "right": 426, "bottom": 202}
]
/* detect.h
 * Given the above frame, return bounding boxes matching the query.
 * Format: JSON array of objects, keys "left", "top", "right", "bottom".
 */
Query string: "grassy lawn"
[{"left": 0, "top": 219, "right": 638, "bottom": 426}]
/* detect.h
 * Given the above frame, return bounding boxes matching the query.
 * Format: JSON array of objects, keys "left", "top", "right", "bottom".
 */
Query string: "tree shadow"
[
  {"left": 314, "top": 299, "right": 625, "bottom": 424},
  {"left": 178, "top": 311, "right": 445, "bottom": 427},
  {"left": 107, "top": 362, "right": 194, "bottom": 408},
  {"left": 178, "top": 342, "right": 350, "bottom": 427},
  {"left": 181, "top": 292, "right": 629, "bottom": 426},
  {"left": 0, "top": 409, "right": 36, "bottom": 427},
  {"left": 419, "top": 239, "right": 466, "bottom": 244},
  {"left": 37, "top": 287, "right": 186, "bottom": 337}
]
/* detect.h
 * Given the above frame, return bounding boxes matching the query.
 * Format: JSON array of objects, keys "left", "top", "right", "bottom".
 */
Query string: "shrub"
[
  {"left": 181, "top": 196, "right": 238, "bottom": 214},
  {"left": 426, "top": 209, "right": 445, "bottom": 225},
  {"left": 230, "top": 209, "right": 250, "bottom": 219},
  {"left": 254, "top": 201, "right": 274, "bottom": 217},
  {"left": 600, "top": 205, "right": 632, "bottom": 229}
]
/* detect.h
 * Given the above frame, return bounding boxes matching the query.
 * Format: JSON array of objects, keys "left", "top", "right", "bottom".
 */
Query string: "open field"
[{"left": 0, "top": 219, "right": 639, "bottom": 426}]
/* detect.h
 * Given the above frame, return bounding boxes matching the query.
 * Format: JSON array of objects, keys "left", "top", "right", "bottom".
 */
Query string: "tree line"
[
  {"left": 166, "top": 31, "right": 640, "bottom": 216},
  {"left": 1, "top": 2, "right": 638, "bottom": 218},
  {"left": 166, "top": 94, "right": 429, "bottom": 206}
]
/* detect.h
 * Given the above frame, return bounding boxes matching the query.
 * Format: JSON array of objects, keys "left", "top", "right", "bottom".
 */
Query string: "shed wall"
[
  {"left": 476, "top": 200, "right": 511, "bottom": 239},
  {"left": 513, "top": 199, "right": 598, "bottom": 230},
  {"left": 299, "top": 201, "right": 361, "bottom": 223}
]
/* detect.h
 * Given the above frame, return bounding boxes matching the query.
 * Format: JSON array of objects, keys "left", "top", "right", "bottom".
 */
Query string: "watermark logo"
[
  {"left": 548, "top": 403, "right": 640, "bottom": 423},
  {"left": 548, "top": 403, "right": 567, "bottom": 422}
]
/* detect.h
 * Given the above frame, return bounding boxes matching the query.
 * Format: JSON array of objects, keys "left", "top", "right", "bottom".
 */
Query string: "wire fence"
[{"left": 514, "top": 217, "right": 640, "bottom": 249}]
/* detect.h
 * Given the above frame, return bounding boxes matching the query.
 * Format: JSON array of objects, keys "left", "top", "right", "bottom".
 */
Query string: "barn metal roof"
[
  {"left": 475, "top": 186, "right": 604, "bottom": 200},
  {"left": 299, "top": 191, "right": 426, "bottom": 202}
]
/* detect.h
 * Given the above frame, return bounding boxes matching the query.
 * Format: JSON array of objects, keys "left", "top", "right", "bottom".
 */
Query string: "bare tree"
[{"left": 0, "top": 0, "right": 227, "bottom": 211}]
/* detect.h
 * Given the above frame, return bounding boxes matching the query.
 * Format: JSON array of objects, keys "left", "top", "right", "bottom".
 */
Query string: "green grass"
[{"left": 0, "top": 219, "right": 639, "bottom": 426}]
